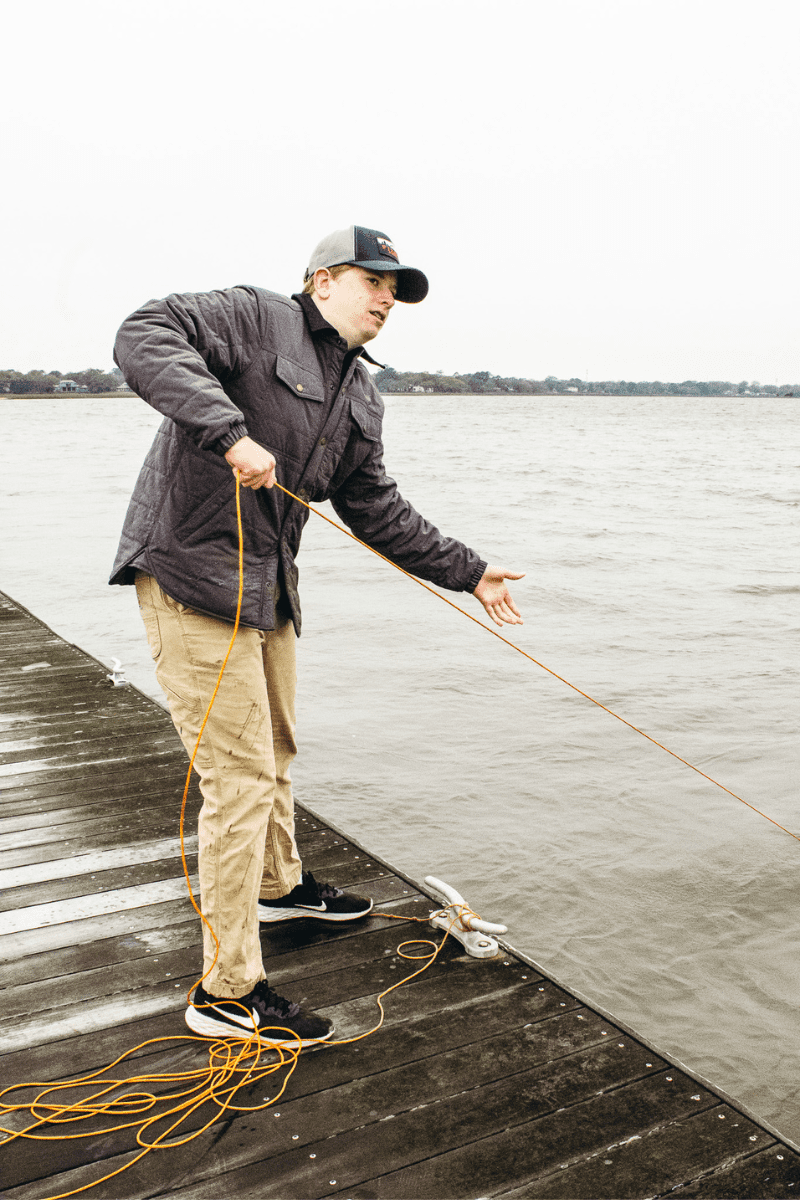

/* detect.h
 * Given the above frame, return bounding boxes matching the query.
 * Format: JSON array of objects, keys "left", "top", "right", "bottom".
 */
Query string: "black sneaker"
[
  {"left": 257, "top": 871, "right": 373, "bottom": 923},
  {"left": 185, "top": 979, "right": 334, "bottom": 1048}
]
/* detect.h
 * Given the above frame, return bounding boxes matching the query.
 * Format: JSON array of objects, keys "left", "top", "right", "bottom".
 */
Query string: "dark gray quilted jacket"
[{"left": 110, "top": 286, "right": 486, "bottom": 632}]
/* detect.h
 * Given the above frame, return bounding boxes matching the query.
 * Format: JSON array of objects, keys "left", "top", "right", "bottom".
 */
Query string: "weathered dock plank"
[{"left": 2, "top": 587, "right": 799, "bottom": 1200}]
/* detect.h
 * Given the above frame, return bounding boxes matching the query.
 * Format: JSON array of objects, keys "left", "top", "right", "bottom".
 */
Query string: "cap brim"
[{"left": 352, "top": 260, "right": 429, "bottom": 304}]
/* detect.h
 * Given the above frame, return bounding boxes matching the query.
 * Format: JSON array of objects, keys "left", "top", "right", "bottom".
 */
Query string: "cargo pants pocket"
[{"left": 134, "top": 571, "right": 163, "bottom": 661}]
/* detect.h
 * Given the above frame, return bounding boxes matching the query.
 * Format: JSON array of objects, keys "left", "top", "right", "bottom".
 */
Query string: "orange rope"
[
  {"left": 3, "top": 468, "right": 794, "bottom": 1198},
  {"left": 274, "top": 480, "right": 800, "bottom": 845}
]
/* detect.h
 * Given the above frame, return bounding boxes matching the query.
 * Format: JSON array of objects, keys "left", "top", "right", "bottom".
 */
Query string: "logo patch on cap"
[{"left": 377, "top": 237, "right": 399, "bottom": 262}]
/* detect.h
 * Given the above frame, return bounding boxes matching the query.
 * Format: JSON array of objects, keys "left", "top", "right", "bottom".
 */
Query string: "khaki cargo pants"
[{"left": 135, "top": 572, "right": 302, "bottom": 998}]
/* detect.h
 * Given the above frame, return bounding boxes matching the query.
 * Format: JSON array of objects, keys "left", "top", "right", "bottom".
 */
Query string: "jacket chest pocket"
[
  {"left": 274, "top": 356, "right": 324, "bottom": 402},
  {"left": 349, "top": 396, "right": 382, "bottom": 441}
]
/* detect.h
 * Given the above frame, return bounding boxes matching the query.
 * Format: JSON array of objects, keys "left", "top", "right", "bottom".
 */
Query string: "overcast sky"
[{"left": 3, "top": 0, "right": 798, "bottom": 383}]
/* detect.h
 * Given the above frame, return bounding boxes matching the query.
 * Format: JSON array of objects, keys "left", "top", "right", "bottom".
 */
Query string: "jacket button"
[
  {"left": 319, "top": 436, "right": 327, "bottom": 446},
  {"left": 296, "top": 383, "right": 304, "bottom": 392}
]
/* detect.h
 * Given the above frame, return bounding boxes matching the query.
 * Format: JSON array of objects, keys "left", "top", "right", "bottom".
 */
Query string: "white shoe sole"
[
  {"left": 185, "top": 1004, "right": 334, "bottom": 1049},
  {"left": 257, "top": 899, "right": 373, "bottom": 923}
]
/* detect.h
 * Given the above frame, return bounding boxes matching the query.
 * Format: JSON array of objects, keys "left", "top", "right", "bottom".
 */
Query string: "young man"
[{"left": 111, "top": 226, "right": 524, "bottom": 1048}]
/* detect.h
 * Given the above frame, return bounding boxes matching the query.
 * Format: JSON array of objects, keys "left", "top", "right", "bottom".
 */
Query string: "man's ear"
[{"left": 313, "top": 268, "right": 333, "bottom": 299}]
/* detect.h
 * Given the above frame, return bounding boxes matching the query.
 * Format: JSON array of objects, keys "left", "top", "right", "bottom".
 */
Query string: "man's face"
[{"left": 313, "top": 266, "right": 397, "bottom": 349}]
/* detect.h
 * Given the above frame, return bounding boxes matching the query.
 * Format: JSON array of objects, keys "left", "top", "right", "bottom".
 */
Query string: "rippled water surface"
[{"left": 2, "top": 394, "right": 798, "bottom": 1140}]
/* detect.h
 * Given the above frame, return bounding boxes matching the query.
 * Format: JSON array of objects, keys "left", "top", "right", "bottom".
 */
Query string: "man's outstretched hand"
[
  {"left": 225, "top": 436, "right": 276, "bottom": 489},
  {"left": 473, "top": 566, "right": 525, "bottom": 627}
]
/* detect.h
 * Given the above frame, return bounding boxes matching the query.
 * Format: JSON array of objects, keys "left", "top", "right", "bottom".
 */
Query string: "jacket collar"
[{"left": 293, "top": 292, "right": 385, "bottom": 369}]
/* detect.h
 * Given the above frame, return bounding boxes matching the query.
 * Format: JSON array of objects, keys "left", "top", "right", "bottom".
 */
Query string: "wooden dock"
[{"left": 2, "top": 586, "right": 800, "bottom": 1199}]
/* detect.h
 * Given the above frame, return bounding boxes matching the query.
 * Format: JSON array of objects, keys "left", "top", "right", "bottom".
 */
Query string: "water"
[{"left": 1, "top": 394, "right": 798, "bottom": 1141}]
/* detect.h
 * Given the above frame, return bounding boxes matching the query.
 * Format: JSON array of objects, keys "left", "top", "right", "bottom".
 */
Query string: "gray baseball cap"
[{"left": 304, "top": 225, "right": 429, "bottom": 303}]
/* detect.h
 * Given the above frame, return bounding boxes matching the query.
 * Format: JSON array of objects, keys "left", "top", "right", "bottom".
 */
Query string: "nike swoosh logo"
[
  {"left": 212, "top": 1004, "right": 261, "bottom": 1029},
  {"left": 298, "top": 901, "right": 327, "bottom": 912}
]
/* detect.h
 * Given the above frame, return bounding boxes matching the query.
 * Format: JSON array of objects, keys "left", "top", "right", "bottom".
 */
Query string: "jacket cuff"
[
  {"left": 211, "top": 422, "right": 250, "bottom": 456},
  {"left": 467, "top": 560, "right": 488, "bottom": 593}
]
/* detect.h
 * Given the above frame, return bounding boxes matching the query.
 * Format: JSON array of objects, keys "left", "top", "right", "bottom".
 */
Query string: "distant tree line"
[
  {"left": 0, "top": 367, "right": 125, "bottom": 394},
  {"left": 539, "top": 376, "right": 798, "bottom": 397},
  {"left": 373, "top": 368, "right": 550, "bottom": 394},
  {"left": 374, "top": 369, "right": 798, "bottom": 397},
  {"left": 3, "top": 365, "right": 797, "bottom": 399}
]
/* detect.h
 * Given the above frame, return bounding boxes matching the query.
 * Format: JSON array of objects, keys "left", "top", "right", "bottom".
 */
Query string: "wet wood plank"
[{"left": 2, "top": 586, "right": 799, "bottom": 1200}]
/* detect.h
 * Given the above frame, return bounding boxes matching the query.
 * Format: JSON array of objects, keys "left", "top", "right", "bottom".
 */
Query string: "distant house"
[{"left": 54, "top": 379, "right": 89, "bottom": 393}]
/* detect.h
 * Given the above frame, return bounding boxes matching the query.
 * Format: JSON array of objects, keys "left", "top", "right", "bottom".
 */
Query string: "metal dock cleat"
[
  {"left": 424, "top": 875, "right": 508, "bottom": 959},
  {"left": 106, "top": 658, "right": 128, "bottom": 686}
]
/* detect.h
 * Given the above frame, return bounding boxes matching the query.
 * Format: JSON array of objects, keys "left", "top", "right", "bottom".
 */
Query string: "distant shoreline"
[
  {"left": 0, "top": 391, "right": 136, "bottom": 400},
  {"left": 2, "top": 391, "right": 795, "bottom": 401}
]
